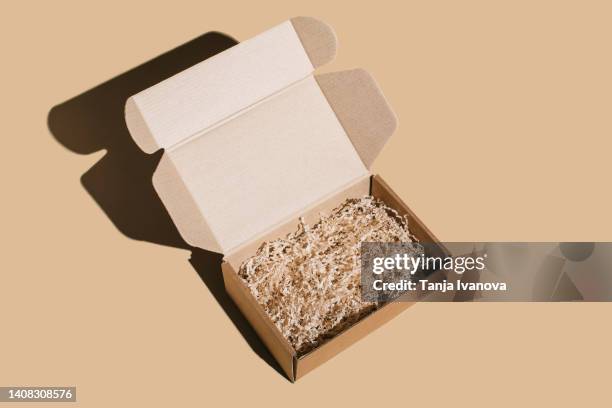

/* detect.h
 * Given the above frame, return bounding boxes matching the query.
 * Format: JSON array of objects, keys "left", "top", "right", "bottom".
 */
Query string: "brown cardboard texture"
[
  {"left": 124, "top": 17, "right": 438, "bottom": 381},
  {"left": 223, "top": 175, "right": 441, "bottom": 381}
]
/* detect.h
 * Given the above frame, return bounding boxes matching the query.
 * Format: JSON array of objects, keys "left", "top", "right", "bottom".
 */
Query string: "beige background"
[{"left": 2, "top": 1, "right": 611, "bottom": 406}]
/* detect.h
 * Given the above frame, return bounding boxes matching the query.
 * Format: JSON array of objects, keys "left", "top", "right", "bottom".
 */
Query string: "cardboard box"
[{"left": 124, "top": 16, "right": 441, "bottom": 381}]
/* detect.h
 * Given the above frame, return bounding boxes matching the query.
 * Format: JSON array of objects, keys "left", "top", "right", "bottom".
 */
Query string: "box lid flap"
[
  {"left": 125, "top": 17, "right": 336, "bottom": 153},
  {"left": 124, "top": 17, "right": 397, "bottom": 254}
]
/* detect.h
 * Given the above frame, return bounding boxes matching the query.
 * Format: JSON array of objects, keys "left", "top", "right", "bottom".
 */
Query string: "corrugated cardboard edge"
[{"left": 316, "top": 69, "right": 398, "bottom": 168}]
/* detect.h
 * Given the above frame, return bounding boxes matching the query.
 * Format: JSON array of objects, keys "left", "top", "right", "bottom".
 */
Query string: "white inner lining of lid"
[
  {"left": 132, "top": 20, "right": 314, "bottom": 150},
  {"left": 167, "top": 76, "right": 369, "bottom": 253}
]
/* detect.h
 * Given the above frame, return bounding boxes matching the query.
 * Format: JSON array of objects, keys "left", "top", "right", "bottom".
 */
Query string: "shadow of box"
[{"left": 48, "top": 32, "right": 290, "bottom": 379}]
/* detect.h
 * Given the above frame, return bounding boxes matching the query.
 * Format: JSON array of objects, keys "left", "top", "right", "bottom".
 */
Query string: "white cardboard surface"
[
  {"left": 125, "top": 17, "right": 397, "bottom": 254},
  {"left": 164, "top": 76, "right": 368, "bottom": 253},
  {"left": 126, "top": 21, "right": 313, "bottom": 153}
]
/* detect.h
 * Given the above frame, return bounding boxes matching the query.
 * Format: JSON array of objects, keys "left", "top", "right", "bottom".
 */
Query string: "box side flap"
[
  {"left": 290, "top": 16, "right": 337, "bottom": 68},
  {"left": 316, "top": 69, "right": 398, "bottom": 168},
  {"left": 125, "top": 18, "right": 337, "bottom": 154},
  {"left": 152, "top": 154, "right": 222, "bottom": 252}
]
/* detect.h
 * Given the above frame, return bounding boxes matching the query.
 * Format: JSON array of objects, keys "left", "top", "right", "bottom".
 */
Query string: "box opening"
[{"left": 222, "top": 175, "right": 444, "bottom": 381}]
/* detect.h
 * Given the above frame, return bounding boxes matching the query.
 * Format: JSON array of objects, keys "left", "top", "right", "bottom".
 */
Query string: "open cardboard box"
[{"left": 125, "top": 17, "right": 441, "bottom": 381}]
